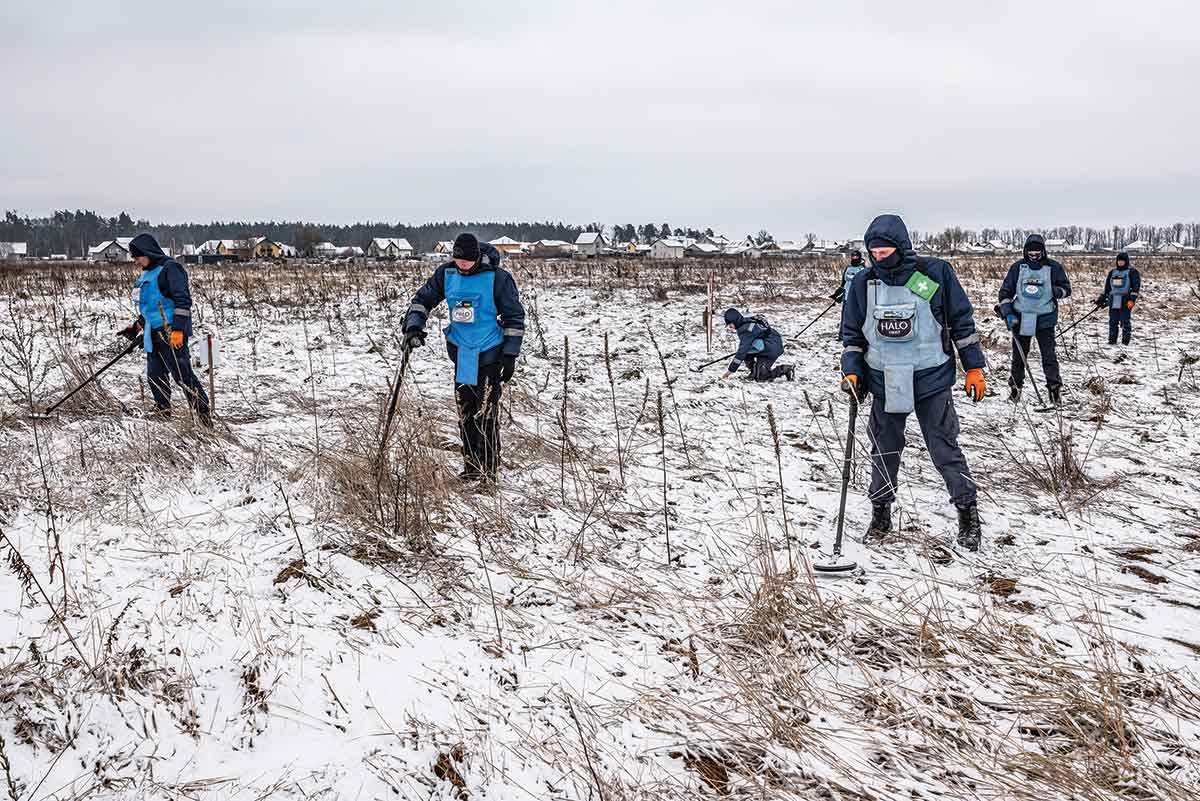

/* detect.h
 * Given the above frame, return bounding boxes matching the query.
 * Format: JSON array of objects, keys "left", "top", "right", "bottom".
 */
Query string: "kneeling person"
[
  {"left": 840, "top": 214, "right": 986, "bottom": 551},
  {"left": 720, "top": 308, "right": 794, "bottom": 382},
  {"left": 403, "top": 234, "right": 524, "bottom": 483}
]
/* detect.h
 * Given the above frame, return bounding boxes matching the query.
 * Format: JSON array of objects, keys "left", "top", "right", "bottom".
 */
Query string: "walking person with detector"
[
  {"left": 997, "top": 234, "right": 1071, "bottom": 405},
  {"left": 839, "top": 214, "right": 987, "bottom": 551}
]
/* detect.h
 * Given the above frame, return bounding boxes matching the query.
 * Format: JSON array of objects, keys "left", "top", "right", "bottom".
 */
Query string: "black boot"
[
  {"left": 1048, "top": 386, "right": 1061, "bottom": 406},
  {"left": 458, "top": 467, "right": 481, "bottom": 482},
  {"left": 783, "top": 365, "right": 795, "bottom": 382},
  {"left": 1008, "top": 386, "right": 1021, "bottom": 403},
  {"left": 956, "top": 503, "right": 982, "bottom": 552},
  {"left": 863, "top": 503, "right": 892, "bottom": 544}
]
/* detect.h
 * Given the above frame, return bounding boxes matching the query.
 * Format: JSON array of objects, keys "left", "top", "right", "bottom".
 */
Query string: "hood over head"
[
  {"left": 129, "top": 233, "right": 168, "bottom": 264},
  {"left": 723, "top": 307, "right": 746, "bottom": 327},
  {"left": 1116, "top": 251, "right": 1130, "bottom": 267},
  {"left": 863, "top": 214, "right": 916, "bottom": 273},
  {"left": 1023, "top": 234, "right": 1046, "bottom": 263}
]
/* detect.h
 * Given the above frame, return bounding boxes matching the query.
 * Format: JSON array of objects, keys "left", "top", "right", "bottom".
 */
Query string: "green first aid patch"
[{"left": 905, "top": 272, "right": 940, "bottom": 301}]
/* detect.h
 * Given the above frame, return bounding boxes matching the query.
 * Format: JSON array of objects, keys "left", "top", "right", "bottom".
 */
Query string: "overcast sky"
[{"left": 2, "top": 0, "right": 1197, "bottom": 239}]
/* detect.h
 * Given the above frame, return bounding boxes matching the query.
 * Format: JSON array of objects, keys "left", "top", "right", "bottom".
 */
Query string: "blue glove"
[{"left": 1005, "top": 314, "right": 1018, "bottom": 331}]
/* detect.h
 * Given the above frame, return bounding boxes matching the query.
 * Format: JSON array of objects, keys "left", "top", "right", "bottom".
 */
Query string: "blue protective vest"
[
  {"left": 1012, "top": 263, "right": 1054, "bottom": 336},
  {"left": 443, "top": 267, "right": 502, "bottom": 384},
  {"left": 842, "top": 264, "right": 866, "bottom": 299},
  {"left": 863, "top": 278, "right": 949, "bottom": 414},
  {"left": 135, "top": 265, "right": 174, "bottom": 353},
  {"left": 1109, "top": 268, "right": 1131, "bottom": 309}
]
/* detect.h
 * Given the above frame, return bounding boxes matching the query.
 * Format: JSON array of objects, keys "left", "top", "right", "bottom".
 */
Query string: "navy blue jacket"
[
  {"left": 403, "top": 245, "right": 524, "bottom": 369},
  {"left": 841, "top": 215, "right": 985, "bottom": 402},
  {"left": 1098, "top": 264, "right": 1142, "bottom": 307},
  {"left": 997, "top": 258, "right": 1071, "bottom": 330},
  {"left": 728, "top": 318, "right": 783, "bottom": 373},
  {"left": 130, "top": 233, "right": 194, "bottom": 337}
]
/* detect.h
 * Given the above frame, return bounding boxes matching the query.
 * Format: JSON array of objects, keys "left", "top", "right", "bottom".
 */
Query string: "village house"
[
  {"left": 650, "top": 237, "right": 694, "bottom": 259},
  {"left": 488, "top": 235, "right": 525, "bottom": 255},
  {"left": 575, "top": 231, "right": 607, "bottom": 258},
  {"left": 684, "top": 241, "right": 721, "bottom": 258},
  {"left": 1156, "top": 241, "right": 1190, "bottom": 254},
  {"left": 253, "top": 237, "right": 299, "bottom": 260},
  {"left": 1123, "top": 240, "right": 1153, "bottom": 254},
  {"left": 529, "top": 239, "right": 576, "bottom": 258},
  {"left": 88, "top": 238, "right": 134, "bottom": 262},
  {"left": 367, "top": 237, "right": 414, "bottom": 260},
  {"left": 0, "top": 242, "right": 28, "bottom": 261}
]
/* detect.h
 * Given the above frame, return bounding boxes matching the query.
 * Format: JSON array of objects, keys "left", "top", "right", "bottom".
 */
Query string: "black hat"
[
  {"left": 723, "top": 307, "right": 745, "bottom": 327},
  {"left": 1116, "top": 251, "right": 1130, "bottom": 265},
  {"left": 452, "top": 233, "right": 481, "bottom": 262},
  {"left": 866, "top": 237, "right": 891, "bottom": 250}
]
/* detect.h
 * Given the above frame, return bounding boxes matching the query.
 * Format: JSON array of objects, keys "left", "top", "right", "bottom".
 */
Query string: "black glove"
[
  {"left": 500, "top": 355, "right": 517, "bottom": 383},
  {"left": 403, "top": 328, "right": 426, "bottom": 350},
  {"left": 829, "top": 285, "right": 845, "bottom": 303},
  {"left": 1094, "top": 297, "right": 1107, "bottom": 308},
  {"left": 117, "top": 321, "right": 142, "bottom": 341}
]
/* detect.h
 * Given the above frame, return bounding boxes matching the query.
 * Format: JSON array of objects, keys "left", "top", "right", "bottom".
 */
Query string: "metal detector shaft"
[
  {"left": 40, "top": 337, "right": 140, "bottom": 416},
  {"left": 789, "top": 299, "right": 838, "bottom": 342},
  {"left": 1057, "top": 304, "right": 1103, "bottom": 340},
  {"left": 1008, "top": 329, "right": 1048, "bottom": 407},
  {"left": 832, "top": 394, "right": 859, "bottom": 558},
  {"left": 690, "top": 351, "right": 736, "bottom": 373},
  {"left": 377, "top": 342, "right": 414, "bottom": 460}
]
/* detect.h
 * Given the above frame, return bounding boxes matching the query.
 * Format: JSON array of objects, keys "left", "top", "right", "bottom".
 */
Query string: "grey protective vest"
[
  {"left": 1012, "top": 263, "right": 1054, "bottom": 336},
  {"left": 1109, "top": 268, "right": 1131, "bottom": 309},
  {"left": 864, "top": 279, "right": 949, "bottom": 414},
  {"left": 843, "top": 264, "right": 866, "bottom": 298}
]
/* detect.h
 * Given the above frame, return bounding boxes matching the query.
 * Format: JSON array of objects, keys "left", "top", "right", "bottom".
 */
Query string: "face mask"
[
  {"left": 850, "top": 255, "right": 863, "bottom": 266},
  {"left": 1026, "top": 251, "right": 1043, "bottom": 262},
  {"left": 872, "top": 250, "right": 902, "bottom": 271}
]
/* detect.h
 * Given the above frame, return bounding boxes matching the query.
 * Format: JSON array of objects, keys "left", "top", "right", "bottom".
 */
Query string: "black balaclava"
[
  {"left": 1023, "top": 234, "right": 1046, "bottom": 265},
  {"left": 849, "top": 250, "right": 863, "bottom": 267},
  {"left": 1116, "top": 252, "right": 1130, "bottom": 268},
  {"left": 723, "top": 307, "right": 746, "bottom": 328},
  {"left": 867, "top": 237, "right": 902, "bottom": 271}
]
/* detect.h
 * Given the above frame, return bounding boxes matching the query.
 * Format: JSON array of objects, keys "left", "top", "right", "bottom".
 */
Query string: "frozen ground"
[{"left": 1, "top": 258, "right": 1198, "bottom": 800}]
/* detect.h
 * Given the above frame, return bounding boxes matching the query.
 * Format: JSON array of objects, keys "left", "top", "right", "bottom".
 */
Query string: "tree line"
[{"left": 3, "top": 209, "right": 1199, "bottom": 258}]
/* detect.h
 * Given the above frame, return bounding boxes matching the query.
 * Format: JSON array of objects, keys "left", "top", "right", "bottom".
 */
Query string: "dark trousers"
[
  {"left": 147, "top": 331, "right": 209, "bottom": 415},
  {"left": 455, "top": 361, "right": 503, "bottom": 476},
  {"left": 746, "top": 355, "right": 789, "bottom": 382},
  {"left": 1108, "top": 307, "right": 1132, "bottom": 344},
  {"left": 866, "top": 388, "right": 976, "bottom": 506},
  {"left": 1010, "top": 327, "right": 1061, "bottom": 389}
]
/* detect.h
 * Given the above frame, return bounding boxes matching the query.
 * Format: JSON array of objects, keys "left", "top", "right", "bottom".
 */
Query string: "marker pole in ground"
[{"left": 206, "top": 333, "right": 217, "bottom": 416}]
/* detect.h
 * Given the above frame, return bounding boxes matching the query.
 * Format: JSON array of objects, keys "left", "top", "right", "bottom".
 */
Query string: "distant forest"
[{"left": 3, "top": 209, "right": 1199, "bottom": 258}]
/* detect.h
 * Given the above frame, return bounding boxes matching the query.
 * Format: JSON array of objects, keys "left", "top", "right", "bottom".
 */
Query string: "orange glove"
[
  {"left": 964, "top": 368, "right": 985, "bottom": 402},
  {"left": 840, "top": 374, "right": 860, "bottom": 398},
  {"left": 169, "top": 330, "right": 185, "bottom": 349},
  {"left": 1126, "top": 300, "right": 1135, "bottom": 311}
]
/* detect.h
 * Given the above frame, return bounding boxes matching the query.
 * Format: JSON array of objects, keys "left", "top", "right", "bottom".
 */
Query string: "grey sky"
[{"left": 2, "top": 0, "right": 1197, "bottom": 240}]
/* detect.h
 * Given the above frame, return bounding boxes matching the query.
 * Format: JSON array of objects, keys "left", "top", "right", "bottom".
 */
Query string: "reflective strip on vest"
[
  {"left": 135, "top": 265, "right": 175, "bottom": 353},
  {"left": 1110, "top": 269, "right": 1131, "bottom": 309},
  {"left": 863, "top": 279, "right": 949, "bottom": 413},
  {"left": 1012, "top": 262, "right": 1054, "bottom": 335},
  {"left": 443, "top": 268, "right": 503, "bottom": 384}
]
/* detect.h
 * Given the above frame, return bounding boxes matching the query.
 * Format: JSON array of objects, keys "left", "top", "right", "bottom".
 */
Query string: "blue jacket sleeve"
[
  {"left": 840, "top": 280, "right": 868, "bottom": 379},
  {"left": 1129, "top": 269, "right": 1141, "bottom": 301},
  {"left": 1051, "top": 261, "right": 1072, "bottom": 300},
  {"left": 405, "top": 266, "right": 446, "bottom": 331},
  {"left": 997, "top": 263, "right": 1019, "bottom": 318},
  {"left": 940, "top": 265, "right": 985, "bottom": 371},
  {"left": 728, "top": 326, "right": 761, "bottom": 373},
  {"left": 158, "top": 261, "right": 193, "bottom": 335},
  {"left": 494, "top": 269, "right": 525, "bottom": 357}
]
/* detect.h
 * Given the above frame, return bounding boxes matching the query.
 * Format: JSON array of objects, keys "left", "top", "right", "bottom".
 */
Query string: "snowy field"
[{"left": 1, "top": 257, "right": 1199, "bottom": 800}]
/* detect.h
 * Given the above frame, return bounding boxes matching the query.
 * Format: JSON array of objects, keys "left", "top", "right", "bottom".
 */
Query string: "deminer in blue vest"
[
  {"left": 403, "top": 234, "right": 524, "bottom": 483},
  {"left": 116, "top": 233, "right": 211, "bottom": 426},
  {"left": 719, "top": 308, "right": 795, "bottom": 382},
  {"left": 1095, "top": 252, "right": 1141, "bottom": 345},
  {"left": 840, "top": 214, "right": 987, "bottom": 551},
  {"left": 829, "top": 250, "right": 867, "bottom": 305},
  {"left": 997, "top": 234, "right": 1071, "bottom": 405}
]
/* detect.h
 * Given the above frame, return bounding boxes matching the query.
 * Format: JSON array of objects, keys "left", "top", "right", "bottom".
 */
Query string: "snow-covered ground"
[{"left": 1, "top": 258, "right": 1198, "bottom": 800}]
